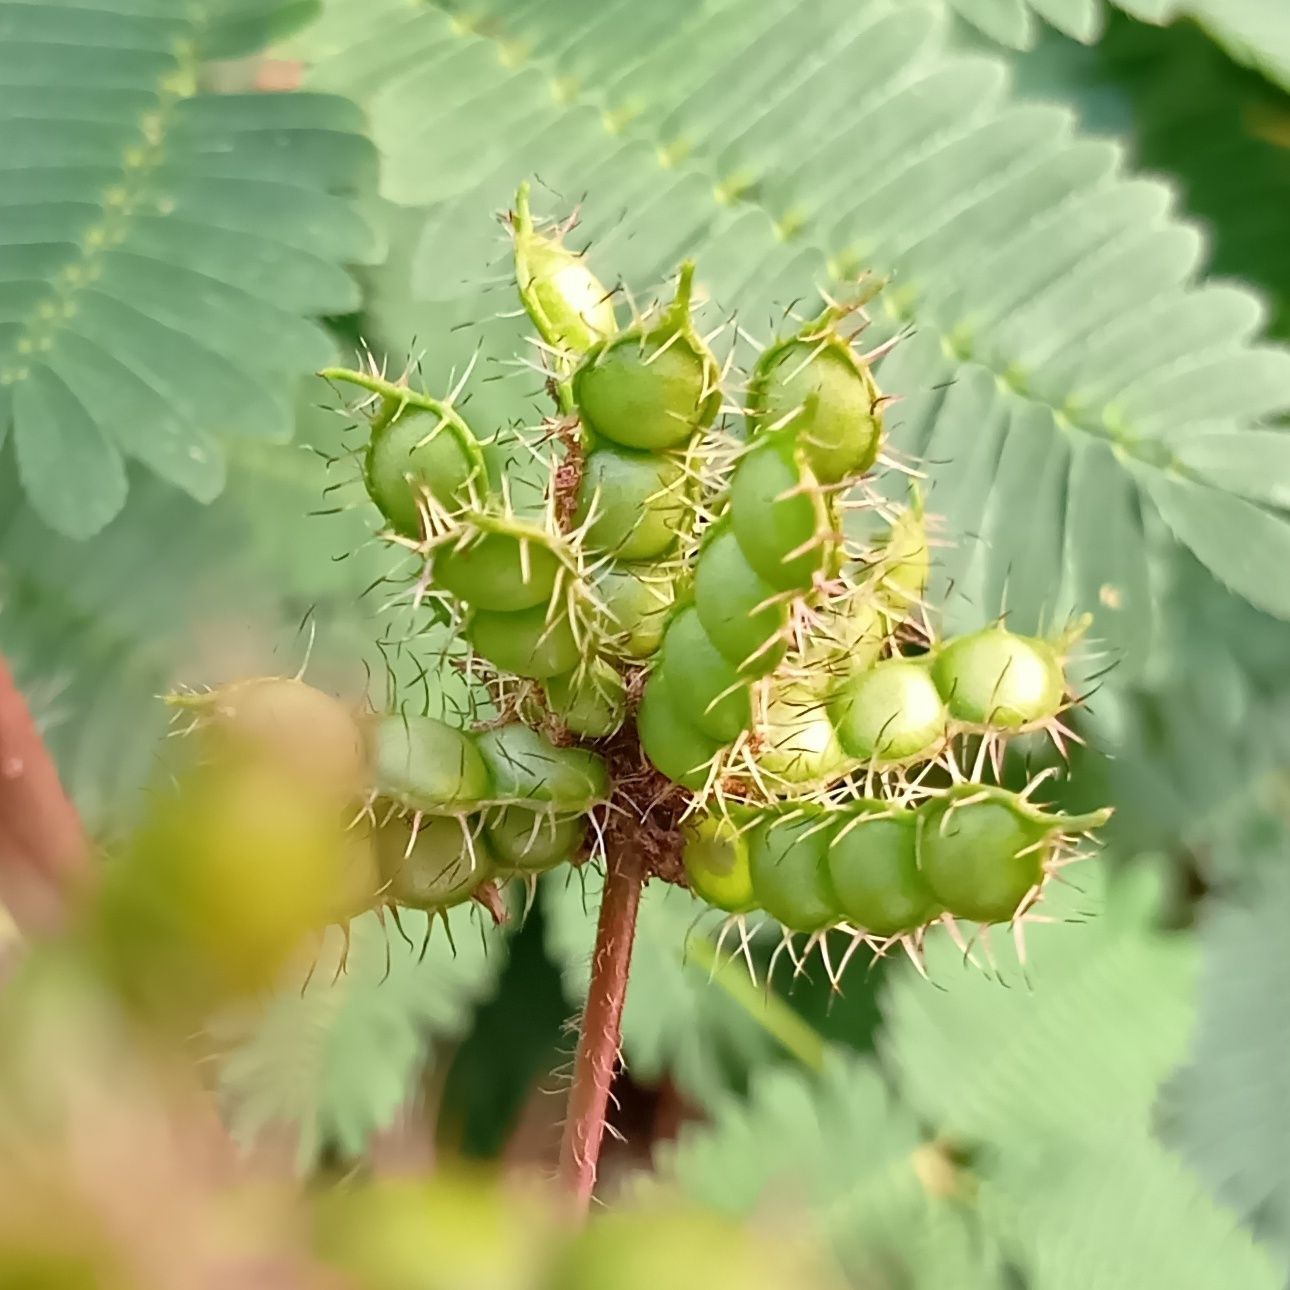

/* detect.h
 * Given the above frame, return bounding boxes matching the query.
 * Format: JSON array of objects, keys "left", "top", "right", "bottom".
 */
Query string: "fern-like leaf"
[
  {"left": 1164, "top": 854, "right": 1290, "bottom": 1255},
  {"left": 950, "top": 0, "right": 1290, "bottom": 91},
  {"left": 881, "top": 861, "right": 1195, "bottom": 1147},
  {"left": 657, "top": 1053, "right": 1005, "bottom": 1288},
  {"left": 302, "top": 0, "right": 1290, "bottom": 646},
  {"left": 215, "top": 905, "right": 507, "bottom": 1171},
  {"left": 0, "top": 0, "right": 380, "bottom": 537}
]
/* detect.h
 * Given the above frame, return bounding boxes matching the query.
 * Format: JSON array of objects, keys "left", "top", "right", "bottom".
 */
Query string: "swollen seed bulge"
[
  {"left": 729, "top": 436, "right": 831, "bottom": 591},
  {"left": 931, "top": 627, "right": 1064, "bottom": 730},
  {"left": 637, "top": 676, "right": 723, "bottom": 791},
  {"left": 826, "top": 804, "right": 939, "bottom": 937},
  {"left": 657, "top": 608, "right": 751, "bottom": 743},
  {"left": 377, "top": 816, "right": 493, "bottom": 912},
  {"left": 467, "top": 602, "right": 580, "bottom": 680},
  {"left": 485, "top": 806, "right": 585, "bottom": 873},
  {"left": 186, "top": 676, "right": 368, "bottom": 800},
  {"left": 751, "top": 338, "right": 882, "bottom": 484},
  {"left": 575, "top": 337, "right": 714, "bottom": 451},
  {"left": 877, "top": 502, "right": 930, "bottom": 616},
  {"left": 512, "top": 181, "right": 617, "bottom": 355},
  {"left": 747, "top": 814, "right": 839, "bottom": 933},
  {"left": 916, "top": 789, "right": 1049, "bottom": 924},
  {"left": 433, "top": 529, "right": 561, "bottom": 612},
  {"left": 681, "top": 813, "right": 756, "bottom": 914},
  {"left": 575, "top": 446, "right": 688, "bottom": 560},
  {"left": 594, "top": 563, "right": 677, "bottom": 659},
  {"left": 694, "top": 524, "right": 789, "bottom": 675},
  {"left": 830, "top": 659, "right": 946, "bottom": 764},
  {"left": 365, "top": 409, "right": 480, "bottom": 538},
  {"left": 370, "top": 714, "right": 492, "bottom": 814},
  {"left": 545, "top": 660, "right": 627, "bottom": 738},
  {"left": 473, "top": 723, "right": 608, "bottom": 810},
  {"left": 754, "top": 674, "right": 851, "bottom": 786}
]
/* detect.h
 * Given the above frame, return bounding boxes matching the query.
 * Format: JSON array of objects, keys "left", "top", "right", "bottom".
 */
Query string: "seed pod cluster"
[
  {"left": 682, "top": 786, "right": 1109, "bottom": 973},
  {"left": 276, "top": 184, "right": 1112, "bottom": 984}
]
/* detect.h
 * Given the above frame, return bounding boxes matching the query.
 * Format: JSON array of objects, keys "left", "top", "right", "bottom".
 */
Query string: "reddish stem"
[
  {"left": 557, "top": 845, "right": 645, "bottom": 1214},
  {"left": 0, "top": 655, "right": 90, "bottom": 933}
]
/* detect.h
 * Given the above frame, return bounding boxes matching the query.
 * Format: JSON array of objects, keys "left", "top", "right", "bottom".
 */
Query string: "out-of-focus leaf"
[
  {"left": 216, "top": 904, "right": 508, "bottom": 1171},
  {"left": 657, "top": 1052, "right": 1005, "bottom": 1289},
  {"left": 881, "top": 861, "right": 1195, "bottom": 1147},
  {"left": 0, "top": 0, "right": 380, "bottom": 535},
  {"left": 1164, "top": 853, "right": 1290, "bottom": 1255}
]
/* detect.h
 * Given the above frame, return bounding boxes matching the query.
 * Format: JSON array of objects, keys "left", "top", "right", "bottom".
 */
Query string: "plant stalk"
[{"left": 557, "top": 844, "right": 645, "bottom": 1215}]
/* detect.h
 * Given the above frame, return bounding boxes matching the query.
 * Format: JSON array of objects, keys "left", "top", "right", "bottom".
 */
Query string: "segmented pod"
[
  {"left": 376, "top": 815, "right": 493, "bottom": 912},
  {"left": 485, "top": 806, "right": 586, "bottom": 874},
  {"left": 511, "top": 181, "right": 617, "bottom": 356},
  {"left": 746, "top": 812, "right": 837, "bottom": 934},
  {"left": 466, "top": 601, "right": 581, "bottom": 680},
  {"left": 826, "top": 803, "right": 939, "bottom": 937},
  {"left": 594, "top": 563, "right": 678, "bottom": 659},
  {"left": 433, "top": 521, "right": 563, "bottom": 612},
  {"left": 574, "top": 444, "right": 690, "bottom": 561},
  {"left": 656, "top": 607, "right": 752, "bottom": 744},
  {"left": 728, "top": 433, "right": 833, "bottom": 593},
  {"left": 752, "top": 673, "right": 850, "bottom": 787},
  {"left": 829, "top": 658, "right": 947, "bottom": 765},
  {"left": 573, "top": 262, "right": 720, "bottom": 452},
  {"left": 636, "top": 676, "right": 722, "bottom": 792},
  {"left": 681, "top": 812, "right": 756, "bottom": 914},
  {"left": 370, "top": 714, "right": 492, "bottom": 815},
  {"left": 473, "top": 722, "right": 608, "bottom": 810},
  {"left": 748, "top": 305, "right": 884, "bottom": 484},
  {"left": 931, "top": 626, "right": 1065, "bottom": 730},
  {"left": 916, "top": 786, "right": 1107, "bottom": 924},
  {"left": 544, "top": 659, "right": 627, "bottom": 738}
]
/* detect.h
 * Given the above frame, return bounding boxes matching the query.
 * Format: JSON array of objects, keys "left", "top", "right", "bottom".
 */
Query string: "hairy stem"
[
  {"left": 0, "top": 656, "right": 89, "bottom": 933},
  {"left": 558, "top": 845, "right": 645, "bottom": 1215}
]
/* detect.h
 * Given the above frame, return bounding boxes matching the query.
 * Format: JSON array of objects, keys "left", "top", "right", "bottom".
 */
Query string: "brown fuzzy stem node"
[{"left": 557, "top": 838, "right": 645, "bottom": 1215}]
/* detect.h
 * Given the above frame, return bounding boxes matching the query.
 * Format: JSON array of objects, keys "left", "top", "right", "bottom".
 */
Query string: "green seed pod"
[
  {"left": 467, "top": 602, "right": 580, "bottom": 680},
  {"left": 572, "top": 261, "right": 720, "bottom": 452},
  {"left": 729, "top": 434, "right": 832, "bottom": 591},
  {"left": 749, "top": 314, "right": 883, "bottom": 484},
  {"left": 545, "top": 659, "right": 627, "bottom": 738},
  {"left": 512, "top": 181, "right": 617, "bottom": 355},
  {"left": 753, "top": 673, "right": 850, "bottom": 787},
  {"left": 637, "top": 675, "right": 723, "bottom": 791},
  {"left": 484, "top": 806, "right": 585, "bottom": 873},
  {"left": 474, "top": 722, "right": 608, "bottom": 810},
  {"left": 681, "top": 811, "right": 756, "bottom": 914},
  {"left": 693, "top": 522, "right": 789, "bottom": 675},
  {"left": 803, "top": 590, "right": 888, "bottom": 672},
  {"left": 376, "top": 815, "right": 493, "bottom": 912},
  {"left": 826, "top": 802, "right": 940, "bottom": 936},
  {"left": 829, "top": 658, "right": 946, "bottom": 764},
  {"left": 169, "top": 676, "right": 368, "bottom": 801},
  {"left": 434, "top": 523, "right": 562, "bottom": 612},
  {"left": 931, "top": 626, "right": 1065, "bottom": 730},
  {"left": 876, "top": 496, "right": 930, "bottom": 618},
  {"left": 594, "top": 563, "right": 678, "bottom": 659},
  {"left": 575, "top": 445, "right": 689, "bottom": 560},
  {"left": 916, "top": 786, "right": 1110, "bottom": 924},
  {"left": 657, "top": 608, "right": 751, "bottom": 744},
  {"left": 364, "top": 402, "right": 484, "bottom": 539},
  {"left": 370, "top": 714, "right": 492, "bottom": 814},
  {"left": 747, "top": 813, "right": 839, "bottom": 933}
]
